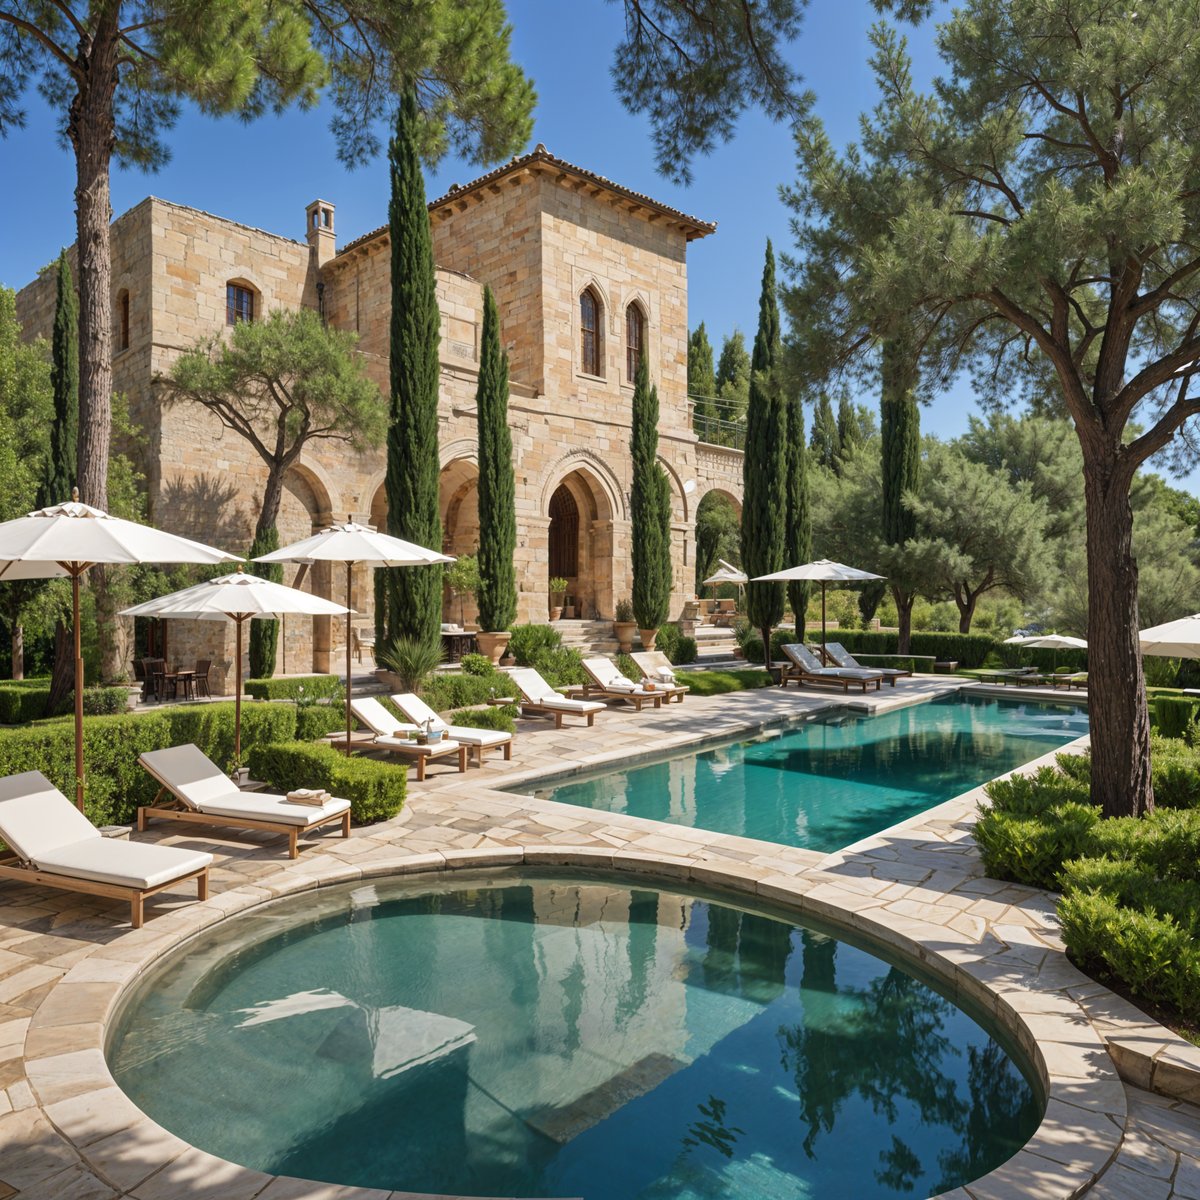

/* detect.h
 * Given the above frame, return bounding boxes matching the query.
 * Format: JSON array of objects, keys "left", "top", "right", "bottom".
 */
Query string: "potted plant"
[
  {"left": 548, "top": 576, "right": 568, "bottom": 620},
  {"left": 445, "top": 553, "right": 480, "bottom": 630},
  {"left": 613, "top": 598, "right": 637, "bottom": 654}
]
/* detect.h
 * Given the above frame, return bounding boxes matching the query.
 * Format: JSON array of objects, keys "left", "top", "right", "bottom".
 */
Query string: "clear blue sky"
[{"left": 0, "top": 1, "right": 1194, "bottom": 491}]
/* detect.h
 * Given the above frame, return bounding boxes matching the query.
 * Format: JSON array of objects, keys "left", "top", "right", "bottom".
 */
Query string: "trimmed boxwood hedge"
[
  {"left": 0, "top": 684, "right": 52, "bottom": 724},
  {"left": 244, "top": 675, "right": 343, "bottom": 702},
  {"left": 447, "top": 706, "right": 517, "bottom": 732},
  {"left": 976, "top": 737, "right": 1200, "bottom": 1027},
  {"left": 247, "top": 740, "right": 405, "bottom": 825},
  {"left": 0, "top": 702, "right": 297, "bottom": 827}
]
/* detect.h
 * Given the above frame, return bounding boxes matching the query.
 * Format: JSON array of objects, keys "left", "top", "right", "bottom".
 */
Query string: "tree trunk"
[
  {"left": 1084, "top": 461, "right": 1153, "bottom": 818},
  {"left": 47, "top": 620, "right": 74, "bottom": 715},
  {"left": 10, "top": 622, "right": 23, "bottom": 681},
  {"left": 762, "top": 626, "right": 773, "bottom": 669},
  {"left": 894, "top": 585, "right": 915, "bottom": 655},
  {"left": 70, "top": 12, "right": 120, "bottom": 682},
  {"left": 956, "top": 591, "right": 977, "bottom": 634}
]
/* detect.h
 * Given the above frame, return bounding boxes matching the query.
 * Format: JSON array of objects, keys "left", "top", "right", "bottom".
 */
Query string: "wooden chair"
[{"left": 194, "top": 659, "right": 212, "bottom": 698}]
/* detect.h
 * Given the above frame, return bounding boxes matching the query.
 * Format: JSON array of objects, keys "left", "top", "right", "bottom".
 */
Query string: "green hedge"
[
  {"left": 247, "top": 740, "right": 405, "bottom": 825},
  {"left": 654, "top": 624, "right": 698, "bottom": 665},
  {"left": 1153, "top": 695, "right": 1200, "bottom": 739},
  {"left": 683, "top": 669, "right": 773, "bottom": 696},
  {"left": 0, "top": 701, "right": 297, "bottom": 827},
  {"left": 296, "top": 705, "right": 351, "bottom": 741},
  {"left": 447, "top": 706, "right": 517, "bottom": 732},
  {"left": 244, "top": 675, "right": 343, "bottom": 702},
  {"left": 424, "top": 672, "right": 499, "bottom": 712},
  {"left": 0, "top": 684, "right": 51, "bottom": 724},
  {"left": 976, "top": 737, "right": 1200, "bottom": 1027},
  {"left": 508, "top": 624, "right": 562, "bottom": 665}
]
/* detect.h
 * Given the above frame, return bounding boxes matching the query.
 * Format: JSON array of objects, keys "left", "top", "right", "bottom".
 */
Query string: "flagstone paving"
[{"left": 0, "top": 677, "right": 1196, "bottom": 1198}]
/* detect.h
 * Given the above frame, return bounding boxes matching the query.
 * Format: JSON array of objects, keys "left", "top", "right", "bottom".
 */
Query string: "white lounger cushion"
[
  {"left": 0, "top": 770, "right": 211, "bottom": 888},
  {"left": 197, "top": 792, "right": 350, "bottom": 827},
  {"left": 391, "top": 694, "right": 513, "bottom": 748},
  {"left": 581, "top": 659, "right": 651, "bottom": 695},
  {"left": 351, "top": 696, "right": 404, "bottom": 738},
  {"left": 509, "top": 669, "right": 605, "bottom": 713},
  {"left": 140, "top": 745, "right": 350, "bottom": 825},
  {"left": 35, "top": 838, "right": 213, "bottom": 890}
]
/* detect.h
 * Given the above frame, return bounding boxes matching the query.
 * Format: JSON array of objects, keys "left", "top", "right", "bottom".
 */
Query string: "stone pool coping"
[{"left": 1, "top": 680, "right": 1196, "bottom": 1200}]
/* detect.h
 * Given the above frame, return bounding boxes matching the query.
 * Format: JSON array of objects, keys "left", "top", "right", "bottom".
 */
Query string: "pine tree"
[
  {"left": 715, "top": 330, "right": 752, "bottom": 418},
  {"left": 46, "top": 253, "right": 79, "bottom": 712},
  {"left": 382, "top": 88, "right": 443, "bottom": 648},
  {"left": 741, "top": 241, "right": 786, "bottom": 665},
  {"left": 475, "top": 286, "right": 517, "bottom": 633},
  {"left": 631, "top": 348, "right": 673, "bottom": 630},
  {"left": 809, "top": 392, "right": 838, "bottom": 470},
  {"left": 688, "top": 322, "right": 718, "bottom": 438},
  {"left": 785, "top": 390, "right": 811, "bottom": 636},
  {"left": 881, "top": 335, "right": 921, "bottom": 652}
]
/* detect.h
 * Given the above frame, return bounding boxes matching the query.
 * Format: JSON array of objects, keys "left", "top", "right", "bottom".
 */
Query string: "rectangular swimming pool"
[{"left": 521, "top": 693, "right": 1089, "bottom": 853}]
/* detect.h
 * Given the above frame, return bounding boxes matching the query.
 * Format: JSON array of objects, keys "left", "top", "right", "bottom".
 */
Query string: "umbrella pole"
[
  {"left": 235, "top": 617, "right": 244, "bottom": 769},
  {"left": 821, "top": 582, "right": 827, "bottom": 659},
  {"left": 72, "top": 569, "right": 84, "bottom": 812},
  {"left": 345, "top": 560, "right": 354, "bottom": 758}
]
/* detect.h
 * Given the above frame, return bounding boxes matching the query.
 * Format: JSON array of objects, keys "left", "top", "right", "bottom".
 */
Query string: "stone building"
[{"left": 15, "top": 146, "right": 745, "bottom": 691}]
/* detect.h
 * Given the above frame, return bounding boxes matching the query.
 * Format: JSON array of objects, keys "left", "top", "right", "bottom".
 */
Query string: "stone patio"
[{"left": 0, "top": 678, "right": 1197, "bottom": 1199}]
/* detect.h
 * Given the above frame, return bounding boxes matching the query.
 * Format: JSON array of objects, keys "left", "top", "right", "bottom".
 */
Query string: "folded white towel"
[
  {"left": 656, "top": 666, "right": 676, "bottom": 683},
  {"left": 287, "top": 788, "right": 331, "bottom": 806}
]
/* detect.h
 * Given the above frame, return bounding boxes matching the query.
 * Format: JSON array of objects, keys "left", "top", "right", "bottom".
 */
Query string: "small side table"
[
  {"left": 323, "top": 730, "right": 378, "bottom": 752},
  {"left": 382, "top": 738, "right": 467, "bottom": 781},
  {"left": 235, "top": 778, "right": 269, "bottom": 793}
]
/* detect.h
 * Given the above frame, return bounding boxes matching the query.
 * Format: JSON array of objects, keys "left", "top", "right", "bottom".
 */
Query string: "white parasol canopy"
[
  {"left": 122, "top": 570, "right": 353, "bottom": 766},
  {"left": 255, "top": 521, "right": 454, "bottom": 754},
  {"left": 702, "top": 559, "right": 748, "bottom": 587},
  {"left": 0, "top": 497, "right": 241, "bottom": 809},
  {"left": 1009, "top": 634, "right": 1088, "bottom": 651},
  {"left": 1140, "top": 614, "right": 1200, "bottom": 658},
  {"left": 751, "top": 559, "right": 886, "bottom": 654}
]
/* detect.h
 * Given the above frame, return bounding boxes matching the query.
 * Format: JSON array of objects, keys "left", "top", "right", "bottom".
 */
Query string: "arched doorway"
[
  {"left": 440, "top": 459, "right": 480, "bottom": 625},
  {"left": 694, "top": 489, "right": 742, "bottom": 594},
  {"left": 544, "top": 469, "right": 615, "bottom": 620}
]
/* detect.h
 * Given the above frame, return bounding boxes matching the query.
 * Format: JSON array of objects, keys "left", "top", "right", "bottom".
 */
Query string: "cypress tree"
[
  {"left": 382, "top": 87, "right": 442, "bottom": 647},
  {"left": 247, "top": 527, "right": 283, "bottom": 678},
  {"left": 630, "top": 347, "right": 673, "bottom": 630},
  {"left": 809, "top": 392, "right": 838, "bottom": 470},
  {"left": 785, "top": 390, "right": 811, "bottom": 637},
  {"left": 688, "top": 322, "right": 718, "bottom": 436},
  {"left": 880, "top": 334, "right": 921, "bottom": 652},
  {"left": 45, "top": 252, "right": 80, "bottom": 712},
  {"left": 475, "top": 286, "right": 517, "bottom": 632},
  {"left": 741, "top": 241, "right": 786, "bottom": 666},
  {"left": 836, "top": 393, "right": 864, "bottom": 464},
  {"left": 45, "top": 251, "right": 78, "bottom": 507}
]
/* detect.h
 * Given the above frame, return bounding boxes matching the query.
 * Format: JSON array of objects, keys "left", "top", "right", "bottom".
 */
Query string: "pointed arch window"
[
  {"left": 626, "top": 303, "right": 645, "bottom": 382},
  {"left": 580, "top": 287, "right": 603, "bottom": 376}
]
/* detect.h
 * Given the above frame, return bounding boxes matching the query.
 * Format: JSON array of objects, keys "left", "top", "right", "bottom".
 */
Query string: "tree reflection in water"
[{"left": 781, "top": 931, "right": 1037, "bottom": 1193}]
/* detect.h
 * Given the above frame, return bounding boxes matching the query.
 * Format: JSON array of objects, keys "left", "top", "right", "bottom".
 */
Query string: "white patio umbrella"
[
  {"left": 0, "top": 495, "right": 241, "bottom": 809},
  {"left": 1008, "top": 633, "right": 1088, "bottom": 671},
  {"left": 122, "top": 569, "right": 352, "bottom": 768},
  {"left": 702, "top": 560, "right": 748, "bottom": 588},
  {"left": 1140, "top": 614, "right": 1200, "bottom": 657},
  {"left": 255, "top": 521, "right": 454, "bottom": 755},
  {"left": 752, "top": 559, "right": 885, "bottom": 654}
]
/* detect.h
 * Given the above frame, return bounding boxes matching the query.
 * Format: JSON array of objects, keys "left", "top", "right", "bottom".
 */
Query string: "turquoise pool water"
[
  {"left": 528, "top": 694, "right": 1089, "bottom": 853},
  {"left": 108, "top": 875, "right": 1041, "bottom": 1199}
]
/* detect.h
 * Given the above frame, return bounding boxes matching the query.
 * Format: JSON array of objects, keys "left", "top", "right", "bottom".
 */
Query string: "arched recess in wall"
[
  {"left": 625, "top": 298, "right": 648, "bottom": 384},
  {"left": 693, "top": 487, "right": 744, "bottom": 594},
  {"left": 440, "top": 456, "right": 481, "bottom": 626},
  {"left": 542, "top": 456, "right": 623, "bottom": 621},
  {"left": 278, "top": 463, "right": 337, "bottom": 673}
]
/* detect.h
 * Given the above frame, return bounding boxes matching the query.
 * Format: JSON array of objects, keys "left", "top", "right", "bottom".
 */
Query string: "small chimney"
[{"left": 305, "top": 200, "right": 336, "bottom": 267}]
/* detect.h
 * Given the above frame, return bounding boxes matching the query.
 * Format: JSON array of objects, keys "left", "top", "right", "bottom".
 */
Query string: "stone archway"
[
  {"left": 279, "top": 464, "right": 337, "bottom": 674},
  {"left": 440, "top": 458, "right": 480, "bottom": 625},
  {"left": 545, "top": 468, "right": 615, "bottom": 620}
]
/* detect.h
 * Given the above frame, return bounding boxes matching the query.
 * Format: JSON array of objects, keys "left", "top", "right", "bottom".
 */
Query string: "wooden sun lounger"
[
  {"left": 139, "top": 745, "right": 351, "bottom": 860},
  {"left": 779, "top": 644, "right": 883, "bottom": 692},
  {"left": 0, "top": 770, "right": 212, "bottom": 928},
  {"left": 508, "top": 669, "right": 607, "bottom": 727},
  {"left": 574, "top": 658, "right": 664, "bottom": 710},
  {"left": 819, "top": 642, "right": 911, "bottom": 686},
  {"left": 629, "top": 651, "right": 690, "bottom": 702}
]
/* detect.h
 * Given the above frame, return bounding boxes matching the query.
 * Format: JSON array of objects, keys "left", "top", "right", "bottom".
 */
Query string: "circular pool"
[{"left": 107, "top": 872, "right": 1042, "bottom": 1198}]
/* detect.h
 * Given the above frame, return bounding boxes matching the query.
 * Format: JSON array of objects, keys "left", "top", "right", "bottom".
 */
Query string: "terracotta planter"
[
  {"left": 638, "top": 628, "right": 658, "bottom": 651},
  {"left": 475, "top": 630, "right": 512, "bottom": 666},
  {"left": 613, "top": 621, "right": 637, "bottom": 654},
  {"left": 550, "top": 606, "right": 563, "bottom": 621}
]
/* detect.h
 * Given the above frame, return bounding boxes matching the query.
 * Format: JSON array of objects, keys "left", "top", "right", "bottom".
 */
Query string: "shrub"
[
  {"left": 653, "top": 622, "right": 680, "bottom": 661},
  {"left": 672, "top": 636, "right": 698, "bottom": 665},
  {"left": 80, "top": 686, "right": 130, "bottom": 717},
  {"left": 244, "top": 675, "right": 342, "bottom": 702},
  {"left": 379, "top": 636, "right": 445, "bottom": 693},
  {"left": 295, "top": 704, "right": 350, "bottom": 741},
  {"left": 447, "top": 705, "right": 517, "bottom": 733},
  {"left": 459, "top": 653, "right": 496, "bottom": 677},
  {"left": 615, "top": 597, "right": 635, "bottom": 623},
  {"left": 0, "top": 701, "right": 296, "bottom": 827},
  {"left": 531, "top": 646, "right": 587, "bottom": 687},
  {"left": 973, "top": 802, "right": 1100, "bottom": 890},
  {"left": 247, "top": 740, "right": 405, "bottom": 825},
  {"left": 423, "top": 672, "right": 500, "bottom": 712},
  {"left": 0, "top": 684, "right": 51, "bottom": 724},
  {"left": 616, "top": 654, "right": 643, "bottom": 682},
  {"left": 509, "top": 623, "right": 562, "bottom": 665},
  {"left": 1143, "top": 656, "right": 1183, "bottom": 689},
  {"left": 1153, "top": 695, "right": 1200, "bottom": 740}
]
